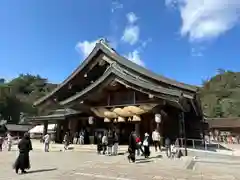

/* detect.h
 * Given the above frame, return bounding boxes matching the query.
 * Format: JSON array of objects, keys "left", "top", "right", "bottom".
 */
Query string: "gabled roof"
[
  {"left": 59, "top": 64, "right": 182, "bottom": 106},
  {"left": 34, "top": 40, "right": 198, "bottom": 106},
  {"left": 27, "top": 108, "right": 82, "bottom": 122}
]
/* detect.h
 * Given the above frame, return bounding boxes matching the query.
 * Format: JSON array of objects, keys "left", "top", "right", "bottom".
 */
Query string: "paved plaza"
[{"left": 1, "top": 150, "right": 240, "bottom": 180}]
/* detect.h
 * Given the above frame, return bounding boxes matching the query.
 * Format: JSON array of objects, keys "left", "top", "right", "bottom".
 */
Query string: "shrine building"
[{"left": 31, "top": 39, "right": 204, "bottom": 144}]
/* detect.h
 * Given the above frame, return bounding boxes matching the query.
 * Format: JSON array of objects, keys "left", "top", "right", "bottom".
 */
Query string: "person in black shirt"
[
  {"left": 13, "top": 132, "right": 32, "bottom": 174},
  {"left": 128, "top": 131, "right": 137, "bottom": 163}
]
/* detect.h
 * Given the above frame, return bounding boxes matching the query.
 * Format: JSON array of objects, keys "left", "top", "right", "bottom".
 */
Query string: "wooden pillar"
[
  {"left": 135, "top": 123, "right": 140, "bottom": 136},
  {"left": 55, "top": 121, "right": 61, "bottom": 143},
  {"left": 43, "top": 121, "right": 48, "bottom": 135}
]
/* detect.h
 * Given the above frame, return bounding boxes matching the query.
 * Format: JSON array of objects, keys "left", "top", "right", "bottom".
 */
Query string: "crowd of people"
[
  {"left": 0, "top": 133, "right": 13, "bottom": 152},
  {"left": 0, "top": 128, "right": 183, "bottom": 175},
  {"left": 0, "top": 132, "right": 33, "bottom": 174}
]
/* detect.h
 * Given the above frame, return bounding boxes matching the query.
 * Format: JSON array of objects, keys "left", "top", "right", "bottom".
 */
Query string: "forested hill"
[
  {"left": 0, "top": 74, "right": 57, "bottom": 124},
  {"left": 200, "top": 70, "right": 240, "bottom": 118},
  {"left": 0, "top": 70, "right": 240, "bottom": 124}
]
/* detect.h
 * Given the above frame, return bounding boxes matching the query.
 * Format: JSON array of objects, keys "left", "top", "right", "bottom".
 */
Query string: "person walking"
[
  {"left": 128, "top": 130, "right": 137, "bottom": 163},
  {"left": 135, "top": 135, "right": 144, "bottom": 156},
  {"left": 152, "top": 129, "right": 161, "bottom": 152},
  {"left": 63, "top": 132, "right": 70, "bottom": 151},
  {"left": 143, "top": 133, "right": 150, "bottom": 158},
  {"left": 13, "top": 132, "right": 33, "bottom": 174},
  {"left": 43, "top": 133, "right": 50, "bottom": 152}
]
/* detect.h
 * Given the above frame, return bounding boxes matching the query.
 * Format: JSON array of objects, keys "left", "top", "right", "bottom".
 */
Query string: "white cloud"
[
  {"left": 121, "top": 25, "right": 140, "bottom": 45},
  {"left": 126, "top": 12, "right": 138, "bottom": 24},
  {"left": 75, "top": 40, "right": 97, "bottom": 58},
  {"left": 111, "top": 0, "right": 123, "bottom": 13},
  {"left": 166, "top": 0, "right": 240, "bottom": 42},
  {"left": 125, "top": 50, "right": 144, "bottom": 66}
]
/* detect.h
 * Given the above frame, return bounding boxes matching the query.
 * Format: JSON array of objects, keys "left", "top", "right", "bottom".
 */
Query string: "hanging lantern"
[
  {"left": 104, "top": 117, "right": 111, "bottom": 122},
  {"left": 88, "top": 116, "right": 94, "bottom": 125},
  {"left": 117, "top": 116, "right": 125, "bottom": 122},
  {"left": 132, "top": 115, "right": 141, "bottom": 121},
  {"left": 155, "top": 114, "right": 161, "bottom": 123}
]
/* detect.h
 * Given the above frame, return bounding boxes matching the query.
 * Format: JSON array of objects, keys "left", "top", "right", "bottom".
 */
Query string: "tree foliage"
[
  {"left": 0, "top": 74, "right": 57, "bottom": 124},
  {"left": 200, "top": 70, "right": 240, "bottom": 118},
  {"left": 1, "top": 70, "right": 240, "bottom": 123}
]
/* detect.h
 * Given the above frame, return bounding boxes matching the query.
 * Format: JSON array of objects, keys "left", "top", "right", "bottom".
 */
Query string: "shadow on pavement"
[
  {"left": 135, "top": 160, "right": 152, "bottom": 164},
  {"left": 27, "top": 168, "right": 58, "bottom": 174},
  {"left": 136, "top": 154, "right": 162, "bottom": 161}
]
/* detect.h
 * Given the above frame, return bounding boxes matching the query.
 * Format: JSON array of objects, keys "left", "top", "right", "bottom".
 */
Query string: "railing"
[{"left": 175, "top": 138, "right": 223, "bottom": 151}]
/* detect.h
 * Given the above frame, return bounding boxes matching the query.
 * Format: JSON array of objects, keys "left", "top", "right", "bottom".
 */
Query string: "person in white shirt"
[
  {"left": 102, "top": 133, "right": 108, "bottom": 155},
  {"left": 170, "top": 144, "right": 177, "bottom": 158},
  {"left": 79, "top": 132, "right": 84, "bottom": 145},
  {"left": 152, "top": 129, "right": 161, "bottom": 152},
  {"left": 7, "top": 133, "right": 12, "bottom": 151},
  {"left": 43, "top": 133, "right": 50, "bottom": 152}
]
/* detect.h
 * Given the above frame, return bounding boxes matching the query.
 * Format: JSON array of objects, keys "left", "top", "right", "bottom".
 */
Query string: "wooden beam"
[{"left": 92, "top": 101, "right": 163, "bottom": 109}]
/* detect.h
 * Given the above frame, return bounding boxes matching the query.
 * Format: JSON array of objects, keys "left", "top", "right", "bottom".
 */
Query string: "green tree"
[
  {"left": 201, "top": 70, "right": 240, "bottom": 118},
  {"left": 0, "top": 74, "right": 57, "bottom": 124}
]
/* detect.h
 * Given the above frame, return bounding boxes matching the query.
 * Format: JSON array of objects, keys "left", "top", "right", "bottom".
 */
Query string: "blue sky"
[{"left": 0, "top": 0, "right": 240, "bottom": 85}]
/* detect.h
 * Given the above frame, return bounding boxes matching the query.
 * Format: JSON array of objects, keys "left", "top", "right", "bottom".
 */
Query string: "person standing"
[
  {"left": 152, "top": 129, "right": 161, "bottom": 152},
  {"left": 43, "top": 133, "right": 50, "bottom": 152},
  {"left": 7, "top": 133, "right": 12, "bottom": 151},
  {"left": 0, "top": 136, "right": 3, "bottom": 152},
  {"left": 63, "top": 132, "right": 69, "bottom": 151},
  {"left": 13, "top": 132, "right": 32, "bottom": 174},
  {"left": 102, "top": 132, "right": 108, "bottom": 155},
  {"left": 113, "top": 132, "right": 119, "bottom": 156},
  {"left": 107, "top": 130, "right": 113, "bottom": 155},
  {"left": 128, "top": 130, "right": 137, "bottom": 163},
  {"left": 143, "top": 133, "right": 150, "bottom": 158},
  {"left": 97, "top": 133, "right": 102, "bottom": 154},
  {"left": 79, "top": 132, "right": 84, "bottom": 145},
  {"left": 165, "top": 137, "right": 171, "bottom": 158}
]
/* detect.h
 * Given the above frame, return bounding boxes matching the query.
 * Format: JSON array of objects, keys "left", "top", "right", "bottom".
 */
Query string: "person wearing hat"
[
  {"left": 143, "top": 133, "right": 150, "bottom": 158},
  {"left": 13, "top": 132, "right": 32, "bottom": 174}
]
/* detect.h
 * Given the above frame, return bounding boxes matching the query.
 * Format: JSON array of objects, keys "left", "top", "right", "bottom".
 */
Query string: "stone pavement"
[{"left": 1, "top": 151, "right": 240, "bottom": 180}]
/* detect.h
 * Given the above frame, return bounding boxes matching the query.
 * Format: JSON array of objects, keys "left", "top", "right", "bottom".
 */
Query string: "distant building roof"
[
  {"left": 5, "top": 124, "right": 34, "bottom": 132},
  {"left": 27, "top": 108, "right": 82, "bottom": 122},
  {"left": 207, "top": 117, "right": 240, "bottom": 128}
]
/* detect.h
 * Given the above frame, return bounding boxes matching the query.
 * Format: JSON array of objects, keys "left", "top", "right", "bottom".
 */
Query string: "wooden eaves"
[{"left": 34, "top": 40, "right": 199, "bottom": 107}]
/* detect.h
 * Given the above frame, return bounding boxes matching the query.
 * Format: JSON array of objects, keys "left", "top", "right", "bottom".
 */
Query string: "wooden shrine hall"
[{"left": 32, "top": 39, "right": 204, "bottom": 145}]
